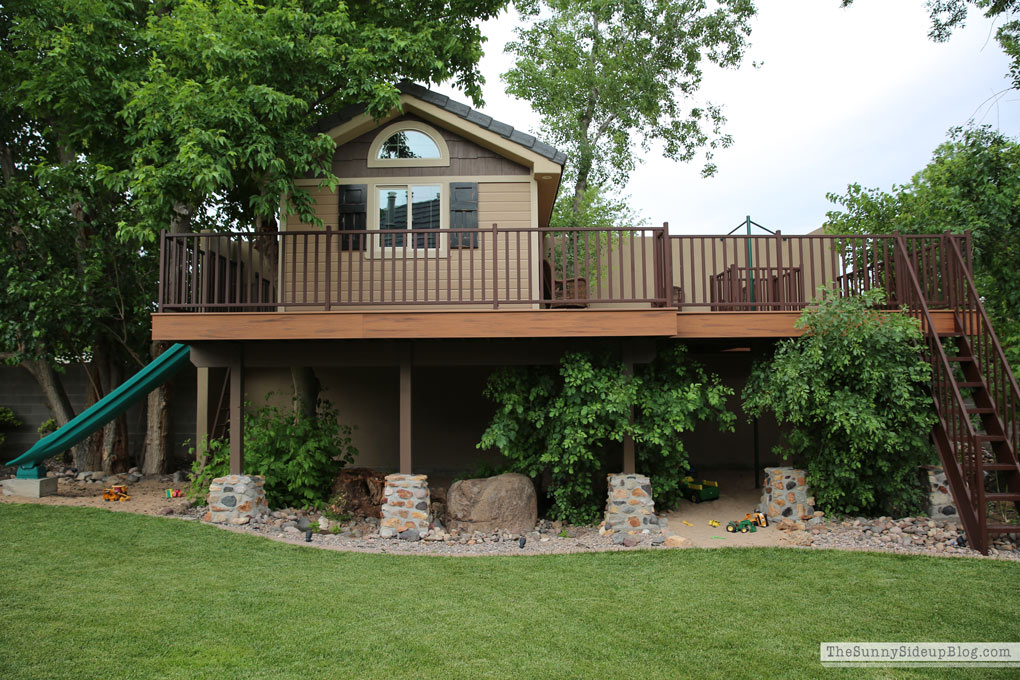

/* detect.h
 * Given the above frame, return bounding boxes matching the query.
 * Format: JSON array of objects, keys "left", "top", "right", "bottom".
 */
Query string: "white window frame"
[
  {"left": 366, "top": 121, "right": 451, "bottom": 168},
  {"left": 367, "top": 182, "right": 448, "bottom": 258}
]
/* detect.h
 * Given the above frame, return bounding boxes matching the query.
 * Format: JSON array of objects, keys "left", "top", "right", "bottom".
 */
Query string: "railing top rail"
[
  {"left": 161, "top": 226, "right": 666, "bottom": 239},
  {"left": 947, "top": 237, "right": 1020, "bottom": 400},
  {"left": 666, "top": 233, "right": 968, "bottom": 239},
  {"left": 893, "top": 235, "right": 977, "bottom": 435},
  {"left": 162, "top": 229, "right": 968, "bottom": 239}
]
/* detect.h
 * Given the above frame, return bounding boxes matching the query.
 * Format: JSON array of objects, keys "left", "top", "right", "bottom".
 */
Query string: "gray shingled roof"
[{"left": 313, "top": 81, "right": 567, "bottom": 167}]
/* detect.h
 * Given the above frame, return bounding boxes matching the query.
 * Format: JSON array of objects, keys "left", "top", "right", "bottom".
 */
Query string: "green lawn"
[{"left": 1, "top": 505, "right": 1018, "bottom": 679}]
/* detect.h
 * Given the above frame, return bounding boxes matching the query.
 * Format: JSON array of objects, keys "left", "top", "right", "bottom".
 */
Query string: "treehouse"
[{"left": 151, "top": 83, "right": 1020, "bottom": 555}]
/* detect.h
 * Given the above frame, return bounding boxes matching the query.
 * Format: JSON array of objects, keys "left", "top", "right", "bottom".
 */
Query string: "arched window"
[
  {"left": 377, "top": 130, "right": 440, "bottom": 159},
  {"left": 367, "top": 121, "right": 450, "bottom": 168}
]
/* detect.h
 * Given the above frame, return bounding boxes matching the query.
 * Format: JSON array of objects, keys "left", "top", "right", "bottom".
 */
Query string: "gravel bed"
[
  {"left": 200, "top": 510, "right": 662, "bottom": 556},
  {"left": 794, "top": 516, "right": 1020, "bottom": 561},
  {"left": 9, "top": 467, "right": 1020, "bottom": 561}
]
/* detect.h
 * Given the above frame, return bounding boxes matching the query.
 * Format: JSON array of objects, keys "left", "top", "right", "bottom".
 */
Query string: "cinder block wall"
[{"left": 0, "top": 363, "right": 197, "bottom": 471}]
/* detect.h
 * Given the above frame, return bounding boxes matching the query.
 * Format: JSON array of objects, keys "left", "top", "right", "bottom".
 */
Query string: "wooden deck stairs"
[{"left": 895, "top": 235, "right": 1020, "bottom": 554}]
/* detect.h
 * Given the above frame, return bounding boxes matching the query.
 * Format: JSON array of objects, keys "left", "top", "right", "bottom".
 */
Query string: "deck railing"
[
  {"left": 157, "top": 228, "right": 972, "bottom": 313},
  {"left": 158, "top": 225, "right": 673, "bottom": 311},
  {"left": 669, "top": 233, "right": 970, "bottom": 311}
]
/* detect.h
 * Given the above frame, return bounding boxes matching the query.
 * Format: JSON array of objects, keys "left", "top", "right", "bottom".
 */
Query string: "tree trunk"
[
  {"left": 78, "top": 356, "right": 105, "bottom": 471},
  {"left": 291, "top": 366, "right": 321, "bottom": 420},
  {"left": 99, "top": 357, "right": 129, "bottom": 473},
  {"left": 141, "top": 341, "right": 172, "bottom": 475},
  {"left": 19, "top": 358, "right": 91, "bottom": 467}
]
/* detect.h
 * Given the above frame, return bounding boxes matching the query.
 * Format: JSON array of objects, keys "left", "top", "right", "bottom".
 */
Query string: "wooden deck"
[{"left": 152, "top": 308, "right": 960, "bottom": 341}]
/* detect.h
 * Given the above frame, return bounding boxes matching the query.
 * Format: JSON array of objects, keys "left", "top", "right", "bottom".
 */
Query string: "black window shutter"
[
  {"left": 338, "top": 184, "right": 367, "bottom": 251},
  {"left": 449, "top": 182, "right": 479, "bottom": 248}
]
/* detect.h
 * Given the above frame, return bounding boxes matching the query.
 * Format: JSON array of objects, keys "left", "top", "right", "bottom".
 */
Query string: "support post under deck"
[
  {"left": 229, "top": 349, "right": 245, "bottom": 475},
  {"left": 622, "top": 343, "right": 635, "bottom": 475},
  {"left": 399, "top": 344, "right": 412, "bottom": 474}
]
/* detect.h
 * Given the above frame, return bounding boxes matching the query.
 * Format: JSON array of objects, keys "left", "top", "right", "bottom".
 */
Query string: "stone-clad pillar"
[
  {"left": 380, "top": 474, "right": 430, "bottom": 538},
  {"left": 603, "top": 473, "right": 665, "bottom": 535}
]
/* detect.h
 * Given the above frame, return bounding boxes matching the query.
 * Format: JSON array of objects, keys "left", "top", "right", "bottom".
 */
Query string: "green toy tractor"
[
  {"left": 726, "top": 519, "right": 757, "bottom": 534},
  {"left": 679, "top": 476, "right": 719, "bottom": 504}
]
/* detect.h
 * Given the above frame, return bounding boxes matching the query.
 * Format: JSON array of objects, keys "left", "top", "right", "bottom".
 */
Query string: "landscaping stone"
[
  {"left": 380, "top": 474, "right": 430, "bottom": 538},
  {"left": 398, "top": 528, "right": 420, "bottom": 541},
  {"left": 924, "top": 465, "right": 959, "bottom": 520},
  {"left": 203, "top": 474, "right": 268, "bottom": 525},
  {"left": 603, "top": 473, "right": 665, "bottom": 536},
  {"left": 664, "top": 535, "right": 692, "bottom": 548},
  {"left": 446, "top": 473, "right": 538, "bottom": 534},
  {"left": 759, "top": 467, "right": 815, "bottom": 524}
]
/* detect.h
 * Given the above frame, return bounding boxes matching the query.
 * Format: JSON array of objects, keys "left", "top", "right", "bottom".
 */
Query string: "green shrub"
[
  {"left": 0, "top": 406, "right": 21, "bottom": 447},
  {"left": 187, "top": 436, "right": 230, "bottom": 505},
  {"left": 320, "top": 491, "right": 352, "bottom": 523},
  {"left": 479, "top": 344, "right": 734, "bottom": 524},
  {"left": 742, "top": 289, "right": 936, "bottom": 517},
  {"left": 244, "top": 399, "right": 358, "bottom": 509},
  {"left": 37, "top": 418, "right": 57, "bottom": 436},
  {"left": 187, "top": 397, "right": 359, "bottom": 509}
]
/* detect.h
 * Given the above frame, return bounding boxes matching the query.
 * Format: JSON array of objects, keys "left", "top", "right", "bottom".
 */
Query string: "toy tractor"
[
  {"left": 102, "top": 485, "right": 130, "bottom": 502},
  {"left": 679, "top": 476, "right": 719, "bottom": 504},
  {"left": 726, "top": 519, "right": 757, "bottom": 534},
  {"left": 725, "top": 512, "right": 769, "bottom": 534}
]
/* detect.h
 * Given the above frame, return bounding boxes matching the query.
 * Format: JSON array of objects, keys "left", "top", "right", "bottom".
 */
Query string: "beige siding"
[
  {"left": 332, "top": 114, "right": 528, "bottom": 178},
  {"left": 238, "top": 353, "right": 788, "bottom": 477},
  {"left": 282, "top": 182, "right": 538, "bottom": 309},
  {"left": 669, "top": 236, "right": 841, "bottom": 309}
]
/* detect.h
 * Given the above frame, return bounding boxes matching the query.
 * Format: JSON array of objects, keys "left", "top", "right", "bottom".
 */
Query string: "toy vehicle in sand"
[
  {"left": 726, "top": 512, "right": 768, "bottom": 533},
  {"left": 679, "top": 476, "right": 719, "bottom": 503},
  {"left": 102, "top": 485, "right": 131, "bottom": 502}
]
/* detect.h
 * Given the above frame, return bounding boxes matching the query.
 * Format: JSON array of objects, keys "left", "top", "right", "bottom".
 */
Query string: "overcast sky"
[{"left": 432, "top": 0, "right": 1020, "bottom": 235}]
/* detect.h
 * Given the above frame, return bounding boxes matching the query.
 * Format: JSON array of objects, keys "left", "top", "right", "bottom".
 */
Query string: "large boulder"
[{"left": 446, "top": 473, "right": 537, "bottom": 534}]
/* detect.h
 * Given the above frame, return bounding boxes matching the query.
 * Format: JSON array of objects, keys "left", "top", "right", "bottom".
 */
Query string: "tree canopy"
[
  {"left": 825, "top": 126, "right": 1020, "bottom": 369},
  {"left": 841, "top": 0, "right": 1020, "bottom": 90},
  {"left": 503, "top": 0, "right": 756, "bottom": 210},
  {"left": 2, "top": 0, "right": 508, "bottom": 470},
  {"left": 744, "top": 290, "right": 936, "bottom": 517}
]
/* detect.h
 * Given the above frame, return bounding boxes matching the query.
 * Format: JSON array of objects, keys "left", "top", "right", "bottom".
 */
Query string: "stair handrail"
[
  {"left": 945, "top": 235, "right": 1020, "bottom": 458},
  {"left": 894, "top": 234, "right": 985, "bottom": 550},
  {"left": 946, "top": 236, "right": 1020, "bottom": 402}
]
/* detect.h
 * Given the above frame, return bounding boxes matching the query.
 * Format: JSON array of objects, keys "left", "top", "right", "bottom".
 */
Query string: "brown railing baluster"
[{"left": 493, "top": 223, "right": 500, "bottom": 309}]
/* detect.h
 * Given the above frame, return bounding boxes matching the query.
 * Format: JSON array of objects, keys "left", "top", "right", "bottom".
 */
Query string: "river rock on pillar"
[
  {"left": 758, "top": 467, "right": 819, "bottom": 525},
  {"left": 603, "top": 473, "right": 665, "bottom": 535},
  {"left": 204, "top": 475, "right": 268, "bottom": 525},
  {"left": 380, "top": 474, "right": 430, "bottom": 538},
  {"left": 924, "top": 465, "right": 958, "bottom": 520},
  {"left": 445, "top": 473, "right": 538, "bottom": 534}
]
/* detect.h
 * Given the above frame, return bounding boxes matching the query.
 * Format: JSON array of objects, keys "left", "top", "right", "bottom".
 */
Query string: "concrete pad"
[{"left": 2, "top": 477, "right": 58, "bottom": 498}]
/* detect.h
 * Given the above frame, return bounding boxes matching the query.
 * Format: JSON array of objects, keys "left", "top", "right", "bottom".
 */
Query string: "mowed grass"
[{"left": 1, "top": 504, "right": 1019, "bottom": 680}]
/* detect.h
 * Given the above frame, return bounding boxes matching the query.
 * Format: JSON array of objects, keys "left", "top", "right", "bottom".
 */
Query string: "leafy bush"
[
  {"left": 37, "top": 418, "right": 57, "bottom": 437},
  {"left": 479, "top": 344, "right": 734, "bottom": 524},
  {"left": 0, "top": 406, "right": 21, "bottom": 448},
  {"left": 187, "top": 436, "right": 230, "bottom": 505},
  {"left": 742, "top": 289, "right": 936, "bottom": 517},
  {"left": 320, "top": 491, "right": 352, "bottom": 523},
  {"left": 187, "top": 397, "right": 359, "bottom": 509},
  {"left": 245, "top": 399, "right": 358, "bottom": 509}
]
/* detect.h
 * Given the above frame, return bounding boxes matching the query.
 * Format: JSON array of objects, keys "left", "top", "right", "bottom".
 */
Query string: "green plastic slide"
[{"left": 5, "top": 343, "right": 191, "bottom": 478}]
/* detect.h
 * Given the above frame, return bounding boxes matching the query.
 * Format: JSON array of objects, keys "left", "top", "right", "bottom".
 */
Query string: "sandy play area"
[
  {"left": 660, "top": 469, "right": 795, "bottom": 548},
  {"left": 0, "top": 476, "right": 191, "bottom": 517}
]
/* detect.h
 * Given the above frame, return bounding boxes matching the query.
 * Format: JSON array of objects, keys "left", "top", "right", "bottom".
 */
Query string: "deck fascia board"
[{"left": 151, "top": 309, "right": 958, "bottom": 341}]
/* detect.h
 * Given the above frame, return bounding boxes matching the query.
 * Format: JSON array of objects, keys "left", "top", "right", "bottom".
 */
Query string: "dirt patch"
[{"left": 0, "top": 476, "right": 191, "bottom": 517}]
